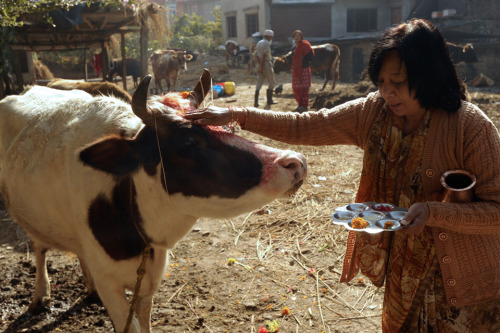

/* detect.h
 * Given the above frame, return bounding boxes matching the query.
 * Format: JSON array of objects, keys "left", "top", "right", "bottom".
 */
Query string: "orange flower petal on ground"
[{"left": 281, "top": 307, "right": 291, "bottom": 316}]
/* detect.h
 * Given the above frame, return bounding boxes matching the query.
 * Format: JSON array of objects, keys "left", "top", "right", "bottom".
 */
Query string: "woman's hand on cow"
[
  {"left": 399, "top": 202, "right": 430, "bottom": 235},
  {"left": 184, "top": 106, "right": 232, "bottom": 126}
]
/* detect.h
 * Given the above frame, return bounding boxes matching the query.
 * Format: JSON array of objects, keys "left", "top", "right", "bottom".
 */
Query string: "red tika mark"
[{"left": 160, "top": 92, "right": 193, "bottom": 115}]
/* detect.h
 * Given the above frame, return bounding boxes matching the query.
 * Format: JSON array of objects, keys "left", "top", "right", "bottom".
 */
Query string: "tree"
[
  {"left": 0, "top": 0, "right": 133, "bottom": 28},
  {"left": 169, "top": 7, "right": 222, "bottom": 53}
]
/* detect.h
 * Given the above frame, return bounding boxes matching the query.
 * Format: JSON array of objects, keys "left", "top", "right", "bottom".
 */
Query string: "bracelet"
[
  {"left": 228, "top": 105, "right": 237, "bottom": 133},
  {"left": 241, "top": 107, "right": 248, "bottom": 129}
]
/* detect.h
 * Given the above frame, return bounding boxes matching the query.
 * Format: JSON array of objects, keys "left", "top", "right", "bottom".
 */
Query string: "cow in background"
[
  {"left": 150, "top": 50, "right": 193, "bottom": 93},
  {"left": 34, "top": 60, "right": 55, "bottom": 81},
  {"left": 0, "top": 70, "right": 307, "bottom": 332},
  {"left": 225, "top": 40, "right": 240, "bottom": 68},
  {"left": 446, "top": 42, "right": 479, "bottom": 64},
  {"left": 106, "top": 58, "right": 141, "bottom": 88},
  {"left": 247, "top": 43, "right": 257, "bottom": 75},
  {"left": 274, "top": 43, "right": 341, "bottom": 91},
  {"left": 47, "top": 78, "right": 132, "bottom": 103}
]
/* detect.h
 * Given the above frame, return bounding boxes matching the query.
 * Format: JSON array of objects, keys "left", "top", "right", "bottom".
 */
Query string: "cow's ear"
[
  {"left": 185, "top": 54, "right": 193, "bottom": 61},
  {"left": 79, "top": 135, "right": 143, "bottom": 176}
]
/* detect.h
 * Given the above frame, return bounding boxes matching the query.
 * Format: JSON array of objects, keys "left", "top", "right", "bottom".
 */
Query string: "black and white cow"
[{"left": 0, "top": 71, "right": 307, "bottom": 332}]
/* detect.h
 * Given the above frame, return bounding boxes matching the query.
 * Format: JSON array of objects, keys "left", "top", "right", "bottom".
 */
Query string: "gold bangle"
[
  {"left": 228, "top": 105, "right": 237, "bottom": 133},
  {"left": 241, "top": 107, "right": 248, "bottom": 129}
]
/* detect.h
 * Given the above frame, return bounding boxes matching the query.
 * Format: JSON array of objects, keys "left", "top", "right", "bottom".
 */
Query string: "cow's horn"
[
  {"left": 189, "top": 69, "right": 211, "bottom": 108},
  {"left": 132, "top": 74, "right": 153, "bottom": 124}
]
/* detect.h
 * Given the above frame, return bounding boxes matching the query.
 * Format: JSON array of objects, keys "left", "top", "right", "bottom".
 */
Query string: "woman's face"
[
  {"left": 293, "top": 33, "right": 302, "bottom": 44},
  {"left": 377, "top": 52, "right": 425, "bottom": 120}
]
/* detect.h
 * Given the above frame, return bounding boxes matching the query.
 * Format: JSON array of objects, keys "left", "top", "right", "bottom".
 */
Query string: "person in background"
[
  {"left": 291, "top": 30, "right": 314, "bottom": 112},
  {"left": 185, "top": 18, "right": 500, "bottom": 332},
  {"left": 254, "top": 29, "right": 277, "bottom": 109}
]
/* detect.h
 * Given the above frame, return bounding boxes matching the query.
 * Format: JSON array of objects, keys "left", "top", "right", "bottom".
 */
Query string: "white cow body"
[{"left": 0, "top": 81, "right": 307, "bottom": 332}]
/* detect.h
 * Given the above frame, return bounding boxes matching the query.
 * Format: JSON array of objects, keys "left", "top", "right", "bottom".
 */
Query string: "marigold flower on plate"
[{"left": 227, "top": 258, "right": 236, "bottom": 266}]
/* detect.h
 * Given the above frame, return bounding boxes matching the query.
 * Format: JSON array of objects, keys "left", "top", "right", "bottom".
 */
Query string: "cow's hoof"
[
  {"left": 28, "top": 297, "right": 51, "bottom": 314},
  {"left": 84, "top": 291, "right": 102, "bottom": 305}
]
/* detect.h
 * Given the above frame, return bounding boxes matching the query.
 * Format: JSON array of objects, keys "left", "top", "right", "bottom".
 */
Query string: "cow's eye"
[{"left": 180, "top": 136, "right": 198, "bottom": 148}]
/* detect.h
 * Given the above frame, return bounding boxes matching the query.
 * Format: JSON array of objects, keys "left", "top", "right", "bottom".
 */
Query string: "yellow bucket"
[{"left": 224, "top": 81, "right": 236, "bottom": 96}]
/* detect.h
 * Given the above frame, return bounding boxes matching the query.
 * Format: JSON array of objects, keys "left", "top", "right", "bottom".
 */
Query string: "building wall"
[{"left": 220, "top": 0, "right": 268, "bottom": 46}]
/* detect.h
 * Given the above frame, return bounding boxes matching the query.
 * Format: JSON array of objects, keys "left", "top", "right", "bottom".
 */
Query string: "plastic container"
[
  {"left": 212, "top": 84, "right": 224, "bottom": 97},
  {"left": 224, "top": 81, "right": 236, "bottom": 96}
]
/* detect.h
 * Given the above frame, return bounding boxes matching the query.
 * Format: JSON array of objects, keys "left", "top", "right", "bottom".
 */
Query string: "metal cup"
[{"left": 440, "top": 169, "right": 476, "bottom": 203}]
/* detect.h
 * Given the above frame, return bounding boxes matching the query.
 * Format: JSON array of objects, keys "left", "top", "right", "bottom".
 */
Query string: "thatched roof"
[{"left": 10, "top": 1, "right": 164, "bottom": 52}]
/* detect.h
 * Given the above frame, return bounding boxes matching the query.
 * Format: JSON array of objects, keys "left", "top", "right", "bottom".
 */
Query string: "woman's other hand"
[
  {"left": 184, "top": 106, "right": 232, "bottom": 126},
  {"left": 399, "top": 202, "right": 430, "bottom": 234}
]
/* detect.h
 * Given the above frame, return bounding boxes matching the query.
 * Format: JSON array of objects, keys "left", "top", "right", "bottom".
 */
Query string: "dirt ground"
[{"left": 1, "top": 54, "right": 500, "bottom": 333}]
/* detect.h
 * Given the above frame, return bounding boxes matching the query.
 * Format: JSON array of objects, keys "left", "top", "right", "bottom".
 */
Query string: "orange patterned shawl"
[{"left": 344, "top": 105, "right": 434, "bottom": 332}]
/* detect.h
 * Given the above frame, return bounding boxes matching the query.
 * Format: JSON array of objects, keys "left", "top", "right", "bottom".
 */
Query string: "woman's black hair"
[{"left": 368, "top": 18, "right": 469, "bottom": 112}]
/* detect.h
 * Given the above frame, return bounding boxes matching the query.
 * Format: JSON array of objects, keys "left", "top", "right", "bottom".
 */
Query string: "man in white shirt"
[{"left": 254, "top": 29, "right": 277, "bottom": 108}]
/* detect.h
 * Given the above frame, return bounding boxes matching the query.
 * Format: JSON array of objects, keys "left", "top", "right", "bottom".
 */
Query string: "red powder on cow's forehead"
[
  {"left": 161, "top": 92, "right": 232, "bottom": 133},
  {"left": 161, "top": 92, "right": 193, "bottom": 115}
]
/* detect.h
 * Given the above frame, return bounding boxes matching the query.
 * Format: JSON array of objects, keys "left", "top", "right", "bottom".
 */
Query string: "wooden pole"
[
  {"left": 121, "top": 32, "right": 127, "bottom": 91},
  {"left": 140, "top": 19, "right": 149, "bottom": 80},
  {"left": 84, "top": 48, "right": 88, "bottom": 81},
  {"left": 101, "top": 40, "right": 109, "bottom": 82}
]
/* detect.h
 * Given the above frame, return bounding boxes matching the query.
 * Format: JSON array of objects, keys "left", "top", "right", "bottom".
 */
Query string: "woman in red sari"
[{"left": 291, "top": 30, "right": 314, "bottom": 112}]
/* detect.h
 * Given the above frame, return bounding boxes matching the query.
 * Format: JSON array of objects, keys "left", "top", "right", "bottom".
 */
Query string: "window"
[
  {"left": 226, "top": 16, "right": 237, "bottom": 38},
  {"left": 347, "top": 8, "right": 377, "bottom": 32},
  {"left": 246, "top": 13, "right": 259, "bottom": 37}
]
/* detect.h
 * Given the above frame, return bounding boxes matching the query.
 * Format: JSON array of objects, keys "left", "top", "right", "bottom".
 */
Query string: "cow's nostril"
[
  {"left": 282, "top": 160, "right": 301, "bottom": 170},
  {"left": 276, "top": 152, "right": 307, "bottom": 182}
]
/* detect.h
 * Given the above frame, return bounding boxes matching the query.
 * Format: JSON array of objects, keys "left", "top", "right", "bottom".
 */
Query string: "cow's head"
[
  {"left": 273, "top": 53, "right": 292, "bottom": 74},
  {"left": 175, "top": 51, "right": 193, "bottom": 70},
  {"left": 79, "top": 70, "right": 307, "bottom": 218}
]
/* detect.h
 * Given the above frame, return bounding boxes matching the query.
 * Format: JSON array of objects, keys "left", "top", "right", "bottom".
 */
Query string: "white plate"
[{"left": 331, "top": 202, "right": 408, "bottom": 233}]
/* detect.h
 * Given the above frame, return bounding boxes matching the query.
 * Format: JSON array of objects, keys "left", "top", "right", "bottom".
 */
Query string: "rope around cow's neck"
[
  {"left": 123, "top": 245, "right": 152, "bottom": 333},
  {"left": 124, "top": 180, "right": 152, "bottom": 333}
]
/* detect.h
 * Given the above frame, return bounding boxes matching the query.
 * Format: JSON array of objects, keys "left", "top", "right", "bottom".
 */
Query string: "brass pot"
[{"left": 440, "top": 169, "right": 476, "bottom": 203}]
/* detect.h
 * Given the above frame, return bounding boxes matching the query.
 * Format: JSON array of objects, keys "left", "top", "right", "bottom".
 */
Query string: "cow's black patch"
[
  {"left": 139, "top": 118, "right": 263, "bottom": 198},
  {"left": 88, "top": 177, "right": 150, "bottom": 261}
]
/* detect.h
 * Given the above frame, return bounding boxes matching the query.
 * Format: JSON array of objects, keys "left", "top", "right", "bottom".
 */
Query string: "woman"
[
  {"left": 291, "top": 30, "right": 314, "bottom": 112},
  {"left": 184, "top": 19, "right": 500, "bottom": 332}
]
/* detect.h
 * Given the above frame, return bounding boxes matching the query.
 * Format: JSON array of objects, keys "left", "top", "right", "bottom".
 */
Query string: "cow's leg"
[
  {"left": 331, "top": 79, "right": 337, "bottom": 91},
  {"left": 136, "top": 295, "right": 153, "bottom": 333},
  {"left": 79, "top": 257, "right": 98, "bottom": 299},
  {"left": 28, "top": 240, "right": 51, "bottom": 313},
  {"left": 156, "top": 78, "right": 163, "bottom": 94},
  {"left": 320, "top": 77, "right": 329, "bottom": 91},
  {"left": 166, "top": 78, "right": 171, "bottom": 92},
  {"left": 172, "top": 75, "right": 178, "bottom": 92}
]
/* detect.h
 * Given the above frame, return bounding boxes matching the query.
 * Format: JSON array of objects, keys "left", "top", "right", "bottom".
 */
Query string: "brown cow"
[
  {"left": 225, "top": 40, "right": 240, "bottom": 68},
  {"left": 274, "top": 43, "right": 340, "bottom": 91},
  {"left": 47, "top": 79, "right": 132, "bottom": 103},
  {"left": 150, "top": 50, "right": 193, "bottom": 93}
]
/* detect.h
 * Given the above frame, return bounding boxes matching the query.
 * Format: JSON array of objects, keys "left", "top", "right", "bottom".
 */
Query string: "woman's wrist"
[{"left": 227, "top": 106, "right": 248, "bottom": 129}]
